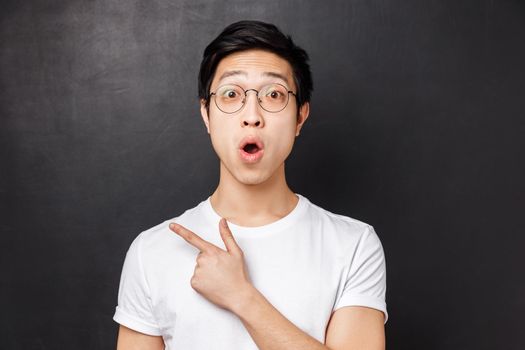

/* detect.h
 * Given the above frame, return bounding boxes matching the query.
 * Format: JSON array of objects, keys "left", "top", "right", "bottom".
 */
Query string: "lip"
[{"left": 238, "top": 136, "right": 265, "bottom": 163}]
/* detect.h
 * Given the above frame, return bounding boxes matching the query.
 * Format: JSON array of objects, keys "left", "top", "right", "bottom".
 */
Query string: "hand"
[{"left": 169, "top": 218, "right": 253, "bottom": 312}]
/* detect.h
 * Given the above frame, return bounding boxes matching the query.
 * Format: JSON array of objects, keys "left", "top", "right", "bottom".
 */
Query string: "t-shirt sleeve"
[
  {"left": 113, "top": 233, "right": 162, "bottom": 336},
  {"left": 333, "top": 225, "right": 388, "bottom": 323}
]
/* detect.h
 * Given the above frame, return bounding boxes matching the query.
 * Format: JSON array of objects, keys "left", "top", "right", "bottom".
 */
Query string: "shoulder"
[
  {"left": 129, "top": 199, "right": 208, "bottom": 256},
  {"left": 301, "top": 195, "right": 373, "bottom": 234},
  {"left": 299, "top": 195, "right": 382, "bottom": 250}
]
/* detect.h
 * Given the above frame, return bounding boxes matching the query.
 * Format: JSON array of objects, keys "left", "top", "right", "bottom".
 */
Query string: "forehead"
[{"left": 212, "top": 49, "right": 295, "bottom": 89}]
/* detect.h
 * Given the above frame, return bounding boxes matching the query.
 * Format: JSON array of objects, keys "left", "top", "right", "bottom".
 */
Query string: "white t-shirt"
[{"left": 114, "top": 194, "right": 388, "bottom": 349}]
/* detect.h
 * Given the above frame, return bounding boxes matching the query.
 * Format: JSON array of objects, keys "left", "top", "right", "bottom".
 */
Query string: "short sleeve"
[
  {"left": 333, "top": 225, "right": 388, "bottom": 323},
  {"left": 113, "top": 233, "right": 162, "bottom": 335}
]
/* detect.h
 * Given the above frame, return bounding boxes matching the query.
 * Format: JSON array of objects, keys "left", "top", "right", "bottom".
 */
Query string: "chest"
[{"left": 150, "top": 232, "right": 344, "bottom": 343}]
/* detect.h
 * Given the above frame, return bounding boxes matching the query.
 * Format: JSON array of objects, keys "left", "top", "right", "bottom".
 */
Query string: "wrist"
[{"left": 230, "top": 282, "right": 259, "bottom": 316}]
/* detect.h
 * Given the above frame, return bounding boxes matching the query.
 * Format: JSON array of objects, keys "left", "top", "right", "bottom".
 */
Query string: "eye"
[
  {"left": 269, "top": 90, "right": 282, "bottom": 99},
  {"left": 216, "top": 85, "right": 243, "bottom": 100},
  {"left": 262, "top": 84, "right": 287, "bottom": 100},
  {"left": 226, "top": 90, "right": 238, "bottom": 98},
  {"left": 221, "top": 90, "right": 238, "bottom": 98}
]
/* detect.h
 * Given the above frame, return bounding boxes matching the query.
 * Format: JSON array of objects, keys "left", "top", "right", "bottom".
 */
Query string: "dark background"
[{"left": 1, "top": 0, "right": 524, "bottom": 349}]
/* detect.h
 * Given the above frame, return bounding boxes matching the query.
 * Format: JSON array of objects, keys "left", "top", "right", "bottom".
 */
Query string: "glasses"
[{"left": 209, "top": 83, "right": 296, "bottom": 114}]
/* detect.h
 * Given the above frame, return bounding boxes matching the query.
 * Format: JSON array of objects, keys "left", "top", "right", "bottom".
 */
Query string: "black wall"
[{"left": 1, "top": 1, "right": 524, "bottom": 349}]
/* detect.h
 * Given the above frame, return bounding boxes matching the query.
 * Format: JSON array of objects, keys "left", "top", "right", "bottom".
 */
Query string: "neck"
[{"left": 210, "top": 162, "right": 298, "bottom": 227}]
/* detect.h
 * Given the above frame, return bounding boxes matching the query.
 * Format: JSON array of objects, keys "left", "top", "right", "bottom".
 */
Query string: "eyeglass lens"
[{"left": 213, "top": 84, "right": 291, "bottom": 113}]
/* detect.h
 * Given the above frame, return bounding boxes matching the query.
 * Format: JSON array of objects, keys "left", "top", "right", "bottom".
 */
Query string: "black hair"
[{"left": 198, "top": 20, "right": 313, "bottom": 110}]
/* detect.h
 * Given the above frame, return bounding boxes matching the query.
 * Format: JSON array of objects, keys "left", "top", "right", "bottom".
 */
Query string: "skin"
[
  {"left": 203, "top": 49, "right": 309, "bottom": 227},
  {"left": 116, "top": 50, "right": 385, "bottom": 350}
]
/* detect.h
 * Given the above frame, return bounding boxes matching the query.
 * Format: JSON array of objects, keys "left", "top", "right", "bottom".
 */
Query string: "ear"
[
  {"left": 295, "top": 102, "right": 310, "bottom": 137},
  {"left": 200, "top": 99, "right": 210, "bottom": 134}
]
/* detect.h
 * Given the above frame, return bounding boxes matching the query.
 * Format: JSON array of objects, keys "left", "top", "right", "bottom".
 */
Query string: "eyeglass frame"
[{"left": 209, "top": 83, "right": 297, "bottom": 114}]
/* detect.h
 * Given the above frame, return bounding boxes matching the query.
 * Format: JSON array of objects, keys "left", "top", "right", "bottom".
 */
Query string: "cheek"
[
  {"left": 210, "top": 136, "right": 229, "bottom": 160},
  {"left": 208, "top": 120, "right": 230, "bottom": 155},
  {"left": 270, "top": 123, "right": 298, "bottom": 158},
  {"left": 209, "top": 117, "right": 235, "bottom": 159}
]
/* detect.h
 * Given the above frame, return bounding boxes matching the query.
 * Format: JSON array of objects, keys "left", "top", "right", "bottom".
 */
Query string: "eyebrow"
[
  {"left": 218, "top": 70, "right": 291, "bottom": 86},
  {"left": 262, "top": 72, "right": 290, "bottom": 86},
  {"left": 218, "top": 70, "right": 246, "bottom": 81}
]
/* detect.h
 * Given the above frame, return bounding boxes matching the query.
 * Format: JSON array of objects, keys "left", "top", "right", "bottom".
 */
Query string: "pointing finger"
[{"left": 169, "top": 223, "right": 219, "bottom": 252}]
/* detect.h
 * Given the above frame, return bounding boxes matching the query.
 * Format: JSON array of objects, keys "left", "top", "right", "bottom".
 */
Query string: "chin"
[
  {"left": 234, "top": 172, "right": 271, "bottom": 186},
  {"left": 220, "top": 157, "right": 283, "bottom": 187}
]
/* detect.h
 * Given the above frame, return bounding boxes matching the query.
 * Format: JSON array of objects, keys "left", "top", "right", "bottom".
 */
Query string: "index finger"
[{"left": 169, "top": 223, "right": 219, "bottom": 252}]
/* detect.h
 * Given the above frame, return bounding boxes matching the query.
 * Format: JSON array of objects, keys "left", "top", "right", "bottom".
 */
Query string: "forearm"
[{"left": 231, "top": 285, "right": 331, "bottom": 350}]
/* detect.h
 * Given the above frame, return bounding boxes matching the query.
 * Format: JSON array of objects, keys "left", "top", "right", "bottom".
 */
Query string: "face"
[{"left": 200, "top": 49, "right": 309, "bottom": 186}]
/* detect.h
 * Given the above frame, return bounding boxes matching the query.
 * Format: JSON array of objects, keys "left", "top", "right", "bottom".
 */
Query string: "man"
[{"left": 114, "top": 20, "right": 387, "bottom": 350}]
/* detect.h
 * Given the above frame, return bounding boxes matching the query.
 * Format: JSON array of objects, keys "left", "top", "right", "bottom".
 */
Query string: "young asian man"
[{"left": 114, "top": 20, "right": 388, "bottom": 350}]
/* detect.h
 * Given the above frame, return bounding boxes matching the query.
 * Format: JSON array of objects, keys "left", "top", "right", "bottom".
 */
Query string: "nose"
[{"left": 240, "top": 90, "right": 264, "bottom": 128}]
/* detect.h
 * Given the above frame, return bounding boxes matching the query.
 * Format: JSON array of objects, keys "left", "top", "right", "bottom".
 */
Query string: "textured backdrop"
[{"left": 1, "top": 0, "right": 524, "bottom": 349}]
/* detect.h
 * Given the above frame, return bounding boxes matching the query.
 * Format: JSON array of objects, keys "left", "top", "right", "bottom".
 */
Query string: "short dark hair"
[{"left": 198, "top": 20, "right": 313, "bottom": 110}]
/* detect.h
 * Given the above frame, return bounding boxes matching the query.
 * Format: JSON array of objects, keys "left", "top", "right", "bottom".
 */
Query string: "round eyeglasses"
[{"left": 209, "top": 83, "right": 296, "bottom": 114}]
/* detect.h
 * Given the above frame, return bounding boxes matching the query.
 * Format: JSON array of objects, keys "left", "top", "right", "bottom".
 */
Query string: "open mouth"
[
  {"left": 239, "top": 137, "right": 264, "bottom": 163},
  {"left": 243, "top": 143, "right": 260, "bottom": 154}
]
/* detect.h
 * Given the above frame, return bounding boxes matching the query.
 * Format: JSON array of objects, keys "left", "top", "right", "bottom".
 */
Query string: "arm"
[
  {"left": 116, "top": 325, "right": 164, "bottom": 350},
  {"left": 232, "top": 285, "right": 385, "bottom": 350},
  {"left": 325, "top": 306, "right": 385, "bottom": 350}
]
